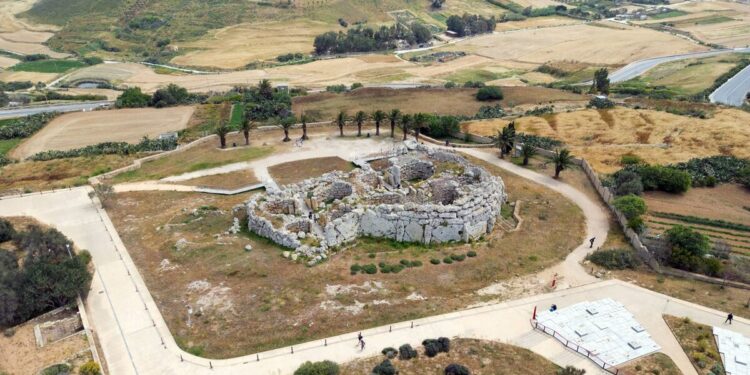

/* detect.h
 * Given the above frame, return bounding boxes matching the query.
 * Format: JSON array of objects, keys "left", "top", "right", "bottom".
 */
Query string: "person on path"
[
  {"left": 357, "top": 332, "right": 363, "bottom": 347},
  {"left": 360, "top": 339, "right": 366, "bottom": 351},
  {"left": 589, "top": 237, "right": 596, "bottom": 248},
  {"left": 725, "top": 312, "right": 734, "bottom": 324}
]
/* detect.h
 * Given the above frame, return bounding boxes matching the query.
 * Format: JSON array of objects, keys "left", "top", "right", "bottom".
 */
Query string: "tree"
[
  {"left": 258, "top": 79, "right": 274, "bottom": 100},
  {"left": 520, "top": 143, "right": 536, "bottom": 165},
  {"left": 557, "top": 366, "right": 586, "bottom": 375},
  {"left": 372, "top": 110, "right": 386, "bottom": 136},
  {"left": 411, "top": 23, "right": 432, "bottom": 44},
  {"left": 431, "top": 0, "right": 446, "bottom": 8},
  {"left": 335, "top": 111, "right": 348, "bottom": 137},
  {"left": 444, "top": 364, "right": 470, "bottom": 375},
  {"left": 215, "top": 121, "right": 230, "bottom": 149},
  {"left": 150, "top": 83, "right": 190, "bottom": 108},
  {"left": 552, "top": 148, "right": 574, "bottom": 178},
  {"left": 476, "top": 86, "right": 503, "bottom": 101},
  {"left": 665, "top": 225, "right": 715, "bottom": 274},
  {"left": 241, "top": 110, "right": 254, "bottom": 146},
  {"left": 591, "top": 68, "right": 610, "bottom": 95},
  {"left": 300, "top": 112, "right": 310, "bottom": 140},
  {"left": 115, "top": 87, "right": 150, "bottom": 108},
  {"left": 354, "top": 110, "right": 367, "bottom": 137},
  {"left": 0, "top": 91, "right": 8, "bottom": 108},
  {"left": 413, "top": 113, "right": 429, "bottom": 142},
  {"left": 446, "top": 15, "right": 466, "bottom": 37},
  {"left": 388, "top": 109, "right": 401, "bottom": 138},
  {"left": 400, "top": 114, "right": 412, "bottom": 141},
  {"left": 0, "top": 218, "right": 16, "bottom": 242},
  {"left": 495, "top": 124, "right": 515, "bottom": 159},
  {"left": 613, "top": 195, "right": 647, "bottom": 220},
  {"left": 613, "top": 170, "right": 644, "bottom": 196},
  {"left": 92, "top": 183, "right": 114, "bottom": 208},
  {"left": 278, "top": 116, "right": 295, "bottom": 142},
  {"left": 79, "top": 361, "right": 101, "bottom": 375}
]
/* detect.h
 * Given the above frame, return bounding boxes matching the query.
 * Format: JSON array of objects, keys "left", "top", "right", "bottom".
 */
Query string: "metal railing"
[{"left": 531, "top": 319, "right": 622, "bottom": 375}]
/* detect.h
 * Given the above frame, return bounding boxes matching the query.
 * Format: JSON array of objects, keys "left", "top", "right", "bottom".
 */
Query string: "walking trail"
[{"left": 0, "top": 140, "right": 747, "bottom": 375}]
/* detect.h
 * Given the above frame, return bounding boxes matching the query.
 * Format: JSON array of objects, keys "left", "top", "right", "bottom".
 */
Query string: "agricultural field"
[
  {"left": 461, "top": 107, "right": 750, "bottom": 173},
  {"left": 341, "top": 338, "right": 560, "bottom": 374},
  {"left": 104, "top": 151, "right": 585, "bottom": 358},
  {"left": 632, "top": 54, "right": 747, "bottom": 96},
  {"left": 10, "top": 106, "right": 195, "bottom": 160},
  {"left": 293, "top": 87, "right": 586, "bottom": 121},
  {"left": 637, "top": 0, "right": 750, "bottom": 48},
  {"left": 9, "top": 58, "right": 85, "bottom": 73},
  {"left": 0, "top": 0, "right": 68, "bottom": 57}
]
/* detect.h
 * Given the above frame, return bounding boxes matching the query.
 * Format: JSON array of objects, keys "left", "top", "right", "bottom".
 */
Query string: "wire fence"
[{"left": 531, "top": 319, "right": 623, "bottom": 375}]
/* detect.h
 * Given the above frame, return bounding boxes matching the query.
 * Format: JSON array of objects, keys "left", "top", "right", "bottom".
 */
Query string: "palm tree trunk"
[
  {"left": 302, "top": 124, "right": 308, "bottom": 140},
  {"left": 339, "top": 125, "right": 344, "bottom": 137},
  {"left": 391, "top": 122, "right": 395, "bottom": 137},
  {"left": 243, "top": 130, "right": 249, "bottom": 145},
  {"left": 555, "top": 166, "right": 562, "bottom": 178},
  {"left": 402, "top": 128, "right": 407, "bottom": 141},
  {"left": 283, "top": 129, "right": 290, "bottom": 142},
  {"left": 523, "top": 156, "right": 529, "bottom": 165},
  {"left": 375, "top": 121, "right": 380, "bottom": 136},
  {"left": 220, "top": 135, "right": 226, "bottom": 149},
  {"left": 357, "top": 123, "right": 362, "bottom": 136},
  {"left": 415, "top": 128, "right": 420, "bottom": 142}
]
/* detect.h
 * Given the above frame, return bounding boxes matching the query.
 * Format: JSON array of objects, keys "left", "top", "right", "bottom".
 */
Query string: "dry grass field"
[
  {"left": 616, "top": 353, "right": 681, "bottom": 375},
  {"left": 178, "top": 169, "right": 259, "bottom": 190},
  {"left": 105, "top": 152, "right": 584, "bottom": 357},
  {"left": 11, "top": 106, "right": 196, "bottom": 160},
  {"left": 268, "top": 156, "right": 354, "bottom": 186},
  {"left": 0, "top": 70, "right": 58, "bottom": 83},
  {"left": 0, "top": 0, "right": 67, "bottom": 57},
  {"left": 341, "top": 338, "right": 560, "bottom": 374},
  {"left": 494, "top": 15, "right": 581, "bottom": 32},
  {"left": 0, "top": 55, "right": 18, "bottom": 68},
  {"left": 637, "top": 54, "right": 743, "bottom": 95},
  {"left": 170, "top": 20, "right": 335, "bottom": 69},
  {"left": 438, "top": 23, "right": 707, "bottom": 65},
  {"left": 294, "top": 87, "right": 585, "bottom": 120},
  {"left": 462, "top": 107, "right": 750, "bottom": 173},
  {"left": 639, "top": 1, "right": 750, "bottom": 48}
]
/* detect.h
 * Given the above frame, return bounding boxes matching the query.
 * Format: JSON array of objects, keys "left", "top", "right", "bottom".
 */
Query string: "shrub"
[
  {"left": 445, "top": 364, "right": 471, "bottom": 375},
  {"left": 411, "top": 260, "right": 423, "bottom": 267},
  {"left": 326, "top": 84, "right": 347, "bottom": 93},
  {"left": 294, "top": 360, "right": 340, "bottom": 375},
  {"left": 467, "top": 250, "right": 477, "bottom": 257},
  {"left": 450, "top": 254, "right": 466, "bottom": 262},
  {"left": 671, "top": 155, "right": 750, "bottom": 185},
  {"left": 589, "top": 97, "right": 614, "bottom": 109},
  {"left": 613, "top": 195, "right": 647, "bottom": 220},
  {"left": 115, "top": 87, "right": 151, "bottom": 108},
  {"left": 423, "top": 339, "right": 441, "bottom": 357},
  {"left": 586, "top": 249, "right": 640, "bottom": 270},
  {"left": 613, "top": 170, "right": 644, "bottom": 196},
  {"left": 381, "top": 347, "right": 397, "bottom": 359},
  {"left": 362, "top": 263, "right": 377, "bottom": 274},
  {"left": 627, "top": 216, "right": 645, "bottom": 233},
  {"left": 399, "top": 344, "right": 418, "bottom": 360},
  {"left": 79, "top": 361, "right": 101, "bottom": 375},
  {"left": 444, "top": 81, "right": 457, "bottom": 88},
  {"left": 516, "top": 133, "right": 563, "bottom": 151},
  {"left": 620, "top": 164, "right": 691, "bottom": 193},
  {"left": 29, "top": 137, "right": 178, "bottom": 161},
  {"left": 350, "top": 82, "right": 363, "bottom": 90},
  {"left": 620, "top": 154, "right": 643, "bottom": 166},
  {"left": 0, "top": 219, "right": 15, "bottom": 242},
  {"left": 443, "top": 257, "right": 453, "bottom": 264},
  {"left": 350, "top": 264, "right": 362, "bottom": 274},
  {"left": 372, "top": 359, "right": 397, "bottom": 375},
  {"left": 437, "top": 337, "right": 451, "bottom": 352},
  {"left": 40, "top": 364, "right": 71, "bottom": 375},
  {"left": 0, "top": 112, "right": 59, "bottom": 140},
  {"left": 400, "top": 259, "right": 410, "bottom": 266},
  {"left": 430, "top": 258, "right": 441, "bottom": 265},
  {"left": 476, "top": 86, "right": 503, "bottom": 101}
]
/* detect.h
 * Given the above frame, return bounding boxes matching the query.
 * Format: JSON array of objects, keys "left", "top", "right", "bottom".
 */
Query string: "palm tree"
[
  {"left": 520, "top": 143, "right": 536, "bottom": 165},
  {"left": 495, "top": 125, "right": 515, "bottom": 159},
  {"left": 215, "top": 120, "right": 230, "bottom": 149},
  {"left": 388, "top": 109, "right": 400, "bottom": 138},
  {"left": 354, "top": 110, "right": 367, "bottom": 137},
  {"left": 300, "top": 112, "right": 309, "bottom": 140},
  {"left": 372, "top": 110, "right": 386, "bottom": 136},
  {"left": 258, "top": 79, "right": 273, "bottom": 100},
  {"left": 278, "top": 116, "right": 295, "bottom": 142},
  {"left": 413, "top": 113, "right": 429, "bottom": 142},
  {"left": 399, "top": 114, "right": 412, "bottom": 141},
  {"left": 241, "top": 110, "right": 253, "bottom": 146},
  {"left": 552, "top": 148, "right": 574, "bottom": 178},
  {"left": 335, "top": 110, "right": 348, "bottom": 137}
]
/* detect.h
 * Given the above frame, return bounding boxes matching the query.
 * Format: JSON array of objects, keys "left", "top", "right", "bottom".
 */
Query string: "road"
[
  {"left": 709, "top": 62, "right": 750, "bottom": 106},
  {"left": 0, "top": 142, "right": 747, "bottom": 375},
  {"left": 607, "top": 48, "right": 750, "bottom": 83},
  {"left": 0, "top": 101, "right": 113, "bottom": 119}
]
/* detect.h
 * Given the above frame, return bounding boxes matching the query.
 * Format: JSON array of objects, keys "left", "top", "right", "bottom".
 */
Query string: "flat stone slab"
[
  {"left": 714, "top": 326, "right": 750, "bottom": 375},
  {"left": 536, "top": 298, "right": 660, "bottom": 366}
]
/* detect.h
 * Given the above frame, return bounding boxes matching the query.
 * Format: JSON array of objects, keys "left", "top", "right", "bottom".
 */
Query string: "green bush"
[
  {"left": 613, "top": 170, "right": 644, "bottom": 196},
  {"left": 40, "top": 364, "right": 71, "bottom": 375},
  {"left": 476, "top": 86, "right": 503, "bottom": 101},
  {"left": 445, "top": 363, "right": 471, "bottom": 375},
  {"left": 586, "top": 249, "right": 640, "bottom": 270},
  {"left": 350, "top": 82, "right": 363, "bottom": 90},
  {"left": 665, "top": 225, "right": 721, "bottom": 276},
  {"left": 620, "top": 154, "right": 643, "bottom": 166},
  {"left": 619, "top": 164, "right": 691, "bottom": 193},
  {"left": 443, "top": 257, "right": 453, "bottom": 264},
  {"left": 516, "top": 133, "right": 563, "bottom": 151},
  {"left": 0, "top": 112, "right": 59, "bottom": 140},
  {"left": 381, "top": 347, "right": 397, "bottom": 358},
  {"left": 450, "top": 254, "right": 466, "bottom": 262},
  {"left": 671, "top": 156, "right": 750, "bottom": 186},
  {"left": 326, "top": 84, "right": 347, "bottom": 93},
  {"left": 350, "top": 264, "right": 362, "bottom": 274},
  {"left": 613, "top": 195, "right": 647, "bottom": 220},
  {"left": 79, "top": 361, "right": 101, "bottom": 375},
  {"left": 115, "top": 87, "right": 151, "bottom": 108},
  {"left": 411, "top": 260, "right": 423, "bottom": 267},
  {"left": 0, "top": 219, "right": 15, "bottom": 242},
  {"left": 399, "top": 344, "right": 418, "bottom": 360},
  {"left": 372, "top": 359, "right": 397, "bottom": 375},
  {"left": 294, "top": 360, "right": 340, "bottom": 375},
  {"left": 423, "top": 340, "right": 441, "bottom": 357},
  {"left": 588, "top": 97, "right": 614, "bottom": 109},
  {"left": 29, "top": 137, "right": 177, "bottom": 161},
  {"left": 467, "top": 251, "right": 477, "bottom": 257},
  {"left": 430, "top": 258, "right": 441, "bottom": 265},
  {"left": 400, "top": 259, "right": 410, "bottom": 266},
  {"left": 362, "top": 263, "right": 377, "bottom": 274}
]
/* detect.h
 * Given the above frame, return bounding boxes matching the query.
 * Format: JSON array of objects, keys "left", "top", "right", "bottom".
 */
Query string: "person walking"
[
  {"left": 725, "top": 312, "right": 734, "bottom": 324},
  {"left": 589, "top": 237, "right": 596, "bottom": 248},
  {"left": 360, "top": 339, "right": 366, "bottom": 351}
]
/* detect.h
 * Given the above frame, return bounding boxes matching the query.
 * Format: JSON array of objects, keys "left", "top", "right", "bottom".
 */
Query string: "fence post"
[
  {"left": 291, "top": 346, "right": 294, "bottom": 354},
  {"left": 256, "top": 354, "right": 259, "bottom": 362}
]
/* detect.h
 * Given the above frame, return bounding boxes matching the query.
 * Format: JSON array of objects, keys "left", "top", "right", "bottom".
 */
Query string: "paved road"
[
  {"left": 0, "top": 101, "right": 113, "bottom": 119},
  {"left": 709, "top": 62, "right": 750, "bottom": 106},
  {"left": 608, "top": 48, "right": 750, "bottom": 83},
  {"left": 1, "top": 142, "right": 748, "bottom": 375}
]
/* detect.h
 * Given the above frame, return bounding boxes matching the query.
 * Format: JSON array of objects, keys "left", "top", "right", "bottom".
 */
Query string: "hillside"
[{"left": 21, "top": 0, "right": 504, "bottom": 67}]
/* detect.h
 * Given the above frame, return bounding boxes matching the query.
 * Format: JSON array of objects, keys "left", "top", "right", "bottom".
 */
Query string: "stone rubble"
[{"left": 247, "top": 144, "right": 507, "bottom": 264}]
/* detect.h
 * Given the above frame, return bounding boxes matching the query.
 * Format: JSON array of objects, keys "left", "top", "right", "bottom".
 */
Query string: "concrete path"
[
  {"left": 606, "top": 48, "right": 750, "bottom": 83},
  {"left": 1, "top": 145, "right": 748, "bottom": 375},
  {"left": 710, "top": 62, "right": 750, "bottom": 106}
]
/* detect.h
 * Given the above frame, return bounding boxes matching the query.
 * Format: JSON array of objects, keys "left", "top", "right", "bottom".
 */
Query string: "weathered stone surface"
[{"left": 246, "top": 144, "right": 507, "bottom": 264}]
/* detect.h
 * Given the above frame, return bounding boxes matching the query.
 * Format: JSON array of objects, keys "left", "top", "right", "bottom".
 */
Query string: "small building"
[{"left": 444, "top": 30, "right": 459, "bottom": 38}]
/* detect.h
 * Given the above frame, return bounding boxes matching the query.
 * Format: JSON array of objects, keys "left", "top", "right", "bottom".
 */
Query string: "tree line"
[
  {"left": 314, "top": 23, "right": 432, "bottom": 55},
  {"left": 446, "top": 14, "right": 497, "bottom": 37},
  {"left": 115, "top": 83, "right": 205, "bottom": 108}
]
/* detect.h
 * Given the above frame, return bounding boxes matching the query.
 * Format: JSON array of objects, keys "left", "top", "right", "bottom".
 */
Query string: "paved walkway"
[{"left": 1, "top": 143, "right": 748, "bottom": 375}]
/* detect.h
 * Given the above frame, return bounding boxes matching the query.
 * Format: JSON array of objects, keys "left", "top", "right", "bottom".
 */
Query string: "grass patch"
[
  {"left": 617, "top": 352, "right": 680, "bottom": 375},
  {"left": 228, "top": 103, "right": 245, "bottom": 129},
  {"left": 10, "top": 59, "right": 86, "bottom": 73},
  {"left": 268, "top": 156, "right": 354, "bottom": 186},
  {"left": 0, "top": 139, "right": 22, "bottom": 157},
  {"left": 650, "top": 10, "right": 688, "bottom": 20}
]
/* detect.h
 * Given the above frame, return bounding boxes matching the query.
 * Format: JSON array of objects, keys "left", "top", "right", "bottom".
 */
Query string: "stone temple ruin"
[{"left": 246, "top": 142, "right": 508, "bottom": 265}]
